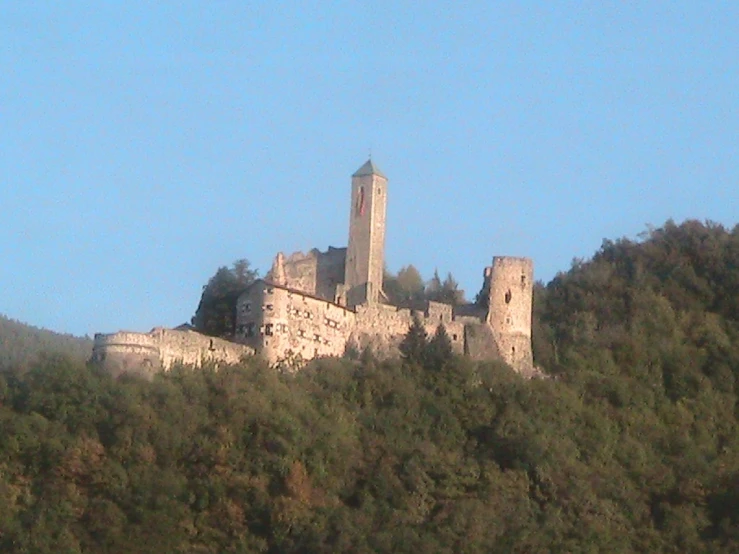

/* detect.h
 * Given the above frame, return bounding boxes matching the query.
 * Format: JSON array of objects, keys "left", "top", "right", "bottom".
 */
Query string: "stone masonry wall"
[
  {"left": 267, "top": 247, "right": 346, "bottom": 301},
  {"left": 485, "top": 256, "right": 534, "bottom": 372},
  {"left": 235, "top": 281, "right": 478, "bottom": 365},
  {"left": 344, "top": 172, "right": 388, "bottom": 306},
  {"left": 350, "top": 301, "right": 467, "bottom": 358},
  {"left": 92, "top": 161, "right": 537, "bottom": 377},
  {"left": 92, "top": 328, "right": 253, "bottom": 377},
  {"left": 235, "top": 281, "right": 356, "bottom": 365}
]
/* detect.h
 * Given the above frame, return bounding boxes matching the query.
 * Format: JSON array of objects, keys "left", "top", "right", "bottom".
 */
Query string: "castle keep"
[{"left": 93, "top": 160, "right": 536, "bottom": 376}]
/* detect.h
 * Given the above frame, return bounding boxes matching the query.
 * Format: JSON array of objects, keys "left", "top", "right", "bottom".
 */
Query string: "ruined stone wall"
[
  {"left": 236, "top": 254, "right": 536, "bottom": 375},
  {"left": 277, "top": 251, "right": 318, "bottom": 296},
  {"left": 236, "top": 282, "right": 475, "bottom": 365},
  {"left": 267, "top": 247, "right": 346, "bottom": 301},
  {"left": 235, "top": 281, "right": 356, "bottom": 366},
  {"left": 485, "top": 256, "right": 534, "bottom": 371},
  {"left": 93, "top": 257, "right": 536, "bottom": 377},
  {"left": 92, "top": 328, "right": 253, "bottom": 377},
  {"left": 315, "top": 247, "right": 347, "bottom": 300},
  {"left": 351, "top": 302, "right": 466, "bottom": 358}
]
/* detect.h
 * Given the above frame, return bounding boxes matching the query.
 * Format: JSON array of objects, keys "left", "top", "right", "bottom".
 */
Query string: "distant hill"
[{"left": 0, "top": 314, "right": 93, "bottom": 371}]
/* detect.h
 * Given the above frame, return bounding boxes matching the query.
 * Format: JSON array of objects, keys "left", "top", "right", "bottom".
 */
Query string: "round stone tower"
[{"left": 485, "top": 256, "right": 534, "bottom": 372}]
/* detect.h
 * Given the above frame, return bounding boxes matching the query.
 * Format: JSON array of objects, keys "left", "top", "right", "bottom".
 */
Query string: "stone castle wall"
[
  {"left": 92, "top": 328, "right": 253, "bottom": 378},
  {"left": 91, "top": 160, "right": 537, "bottom": 377},
  {"left": 234, "top": 279, "right": 499, "bottom": 365},
  {"left": 92, "top": 257, "right": 536, "bottom": 376},
  {"left": 350, "top": 302, "right": 467, "bottom": 358},
  {"left": 235, "top": 281, "right": 356, "bottom": 365}
]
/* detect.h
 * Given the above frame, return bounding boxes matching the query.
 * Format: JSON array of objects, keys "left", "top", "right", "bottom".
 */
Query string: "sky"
[{"left": 2, "top": 2, "right": 738, "bottom": 337}]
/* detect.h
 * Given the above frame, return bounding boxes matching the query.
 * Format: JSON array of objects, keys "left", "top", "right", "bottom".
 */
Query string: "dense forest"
[
  {"left": 0, "top": 315, "right": 92, "bottom": 372},
  {"left": 1, "top": 219, "right": 738, "bottom": 552}
]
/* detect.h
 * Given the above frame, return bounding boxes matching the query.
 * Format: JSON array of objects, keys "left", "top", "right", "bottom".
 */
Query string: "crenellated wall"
[{"left": 94, "top": 257, "right": 536, "bottom": 377}]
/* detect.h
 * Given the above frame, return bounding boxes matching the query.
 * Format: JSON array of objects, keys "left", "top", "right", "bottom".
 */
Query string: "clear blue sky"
[{"left": 2, "top": 2, "right": 737, "bottom": 337}]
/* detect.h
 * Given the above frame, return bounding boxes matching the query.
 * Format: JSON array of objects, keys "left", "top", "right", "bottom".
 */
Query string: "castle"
[{"left": 92, "top": 160, "right": 536, "bottom": 377}]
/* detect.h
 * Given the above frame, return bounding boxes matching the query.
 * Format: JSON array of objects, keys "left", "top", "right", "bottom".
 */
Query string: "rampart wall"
[
  {"left": 94, "top": 256, "right": 537, "bottom": 377},
  {"left": 91, "top": 157, "right": 537, "bottom": 377},
  {"left": 92, "top": 328, "right": 253, "bottom": 377}
]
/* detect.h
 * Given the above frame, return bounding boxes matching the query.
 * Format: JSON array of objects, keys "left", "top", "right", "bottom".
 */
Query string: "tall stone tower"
[
  {"left": 343, "top": 159, "right": 388, "bottom": 307},
  {"left": 485, "top": 257, "right": 535, "bottom": 373}
]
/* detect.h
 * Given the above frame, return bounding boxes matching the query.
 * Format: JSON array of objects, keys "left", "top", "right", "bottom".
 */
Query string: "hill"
[
  {"left": 0, "top": 314, "right": 93, "bottom": 371},
  {"left": 0, "top": 219, "right": 737, "bottom": 552}
]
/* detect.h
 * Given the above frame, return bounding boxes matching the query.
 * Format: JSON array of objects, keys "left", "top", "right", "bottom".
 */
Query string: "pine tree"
[
  {"left": 427, "top": 323, "right": 453, "bottom": 368},
  {"left": 399, "top": 314, "right": 428, "bottom": 364},
  {"left": 192, "top": 259, "right": 258, "bottom": 337}
]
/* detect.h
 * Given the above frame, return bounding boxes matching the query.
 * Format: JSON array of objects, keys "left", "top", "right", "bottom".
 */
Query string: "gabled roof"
[
  {"left": 240, "top": 279, "right": 357, "bottom": 314},
  {"left": 352, "top": 159, "right": 387, "bottom": 179}
]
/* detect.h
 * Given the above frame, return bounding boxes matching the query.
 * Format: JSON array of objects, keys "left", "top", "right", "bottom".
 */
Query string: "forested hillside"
[
  {"left": 0, "top": 219, "right": 738, "bottom": 553},
  {"left": 0, "top": 315, "right": 92, "bottom": 371}
]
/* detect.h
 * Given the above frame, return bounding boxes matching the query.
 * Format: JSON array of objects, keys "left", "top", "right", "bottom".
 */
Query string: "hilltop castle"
[{"left": 92, "top": 160, "right": 536, "bottom": 376}]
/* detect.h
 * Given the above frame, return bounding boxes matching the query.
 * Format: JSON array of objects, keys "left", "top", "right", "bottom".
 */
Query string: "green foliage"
[
  {"left": 427, "top": 323, "right": 454, "bottom": 368},
  {"left": 384, "top": 264, "right": 425, "bottom": 307},
  {"left": 399, "top": 313, "right": 428, "bottom": 364},
  {"left": 399, "top": 317, "right": 454, "bottom": 370},
  {"left": 0, "top": 315, "right": 92, "bottom": 372},
  {"left": 384, "top": 266, "right": 465, "bottom": 307},
  {"left": 426, "top": 270, "right": 465, "bottom": 306},
  {"left": 1, "top": 218, "right": 738, "bottom": 552},
  {"left": 192, "top": 259, "right": 258, "bottom": 338}
]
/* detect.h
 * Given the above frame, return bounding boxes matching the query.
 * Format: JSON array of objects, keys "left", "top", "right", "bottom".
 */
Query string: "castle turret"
[
  {"left": 485, "top": 257, "right": 534, "bottom": 373},
  {"left": 343, "top": 159, "right": 388, "bottom": 307}
]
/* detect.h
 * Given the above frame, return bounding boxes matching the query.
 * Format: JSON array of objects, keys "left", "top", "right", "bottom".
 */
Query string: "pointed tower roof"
[{"left": 352, "top": 159, "right": 387, "bottom": 179}]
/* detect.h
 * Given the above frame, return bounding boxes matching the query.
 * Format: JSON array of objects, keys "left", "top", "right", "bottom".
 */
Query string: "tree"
[
  {"left": 384, "top": 265, "right": 425, "bottom": 307},
  {"left": 399, "top": 314, "right": 428, "bottom": 364},
  {"left": 427, "top": 272, "right": 464, "bottom": 306},
  {"left": 192, "top": 259, "right": 258, "bottom": 338},
  {"left": 425, "top": 270, "right": 443, "bottom": 300},
  {"left": 386, "top": 266, "right": 465, "bottom": 307},
  {"left": 427, "top": 324, "right": 453, "bottom": 368}
]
